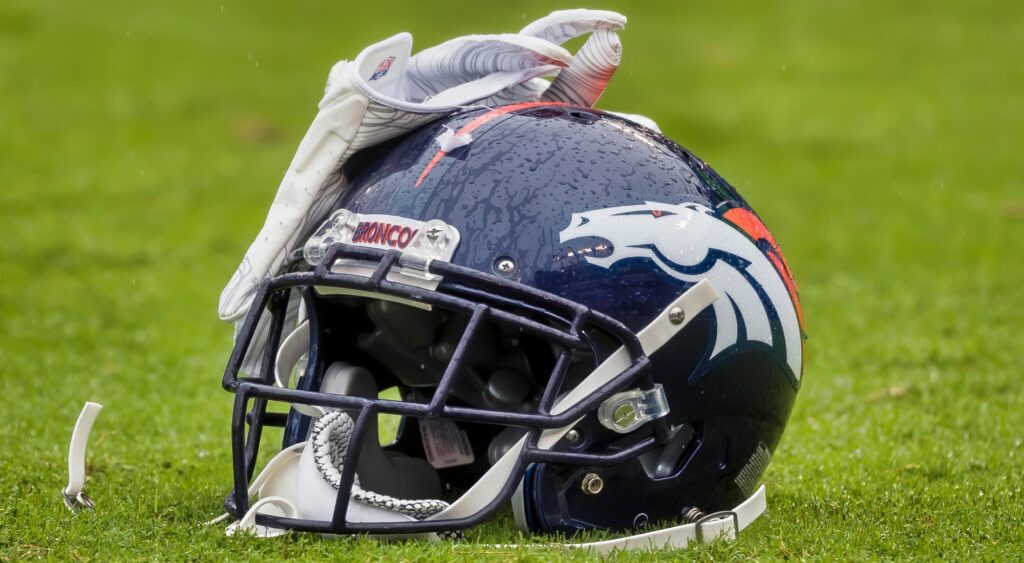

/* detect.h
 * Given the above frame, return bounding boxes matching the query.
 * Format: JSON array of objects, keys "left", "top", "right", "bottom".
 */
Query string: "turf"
[{"left": 2, "top": 0, "right": 1022, "bottom": 560}]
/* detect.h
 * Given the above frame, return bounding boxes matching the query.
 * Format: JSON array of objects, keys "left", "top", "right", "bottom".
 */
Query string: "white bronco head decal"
[{"left": 559, "top": 201, "right": 802, "bottom": 380}]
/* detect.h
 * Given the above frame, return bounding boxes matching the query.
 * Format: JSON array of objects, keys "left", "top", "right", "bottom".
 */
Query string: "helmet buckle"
[{"left": 597, "top": 384, "right": 670, "bottom": 433}]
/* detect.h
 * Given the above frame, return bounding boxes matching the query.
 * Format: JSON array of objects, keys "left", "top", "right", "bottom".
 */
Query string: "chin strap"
[
  {"left": 63, "top": 402, "right": 103, "bottom": 512},
  {"left": 480, "top": 485, "right": 766, "bottom": 553},
  {"left": 554, "top": 485, "right": 766, "bottom": 554}
]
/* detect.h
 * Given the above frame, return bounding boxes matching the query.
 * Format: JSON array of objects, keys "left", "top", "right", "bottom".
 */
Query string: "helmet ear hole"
[{"left": 637, "top": 424, "right": 696, "bottom": 479}]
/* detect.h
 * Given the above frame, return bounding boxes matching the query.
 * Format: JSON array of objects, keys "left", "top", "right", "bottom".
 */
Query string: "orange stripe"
[
  {"left": 723, "top": 207, "right": 806, "bottom": 332},
  {"left": 414, "top": 101, "right": 568, "bottom": 188},
  {"left": 415, "top": 150, "right": 447, "bottom": 188}
]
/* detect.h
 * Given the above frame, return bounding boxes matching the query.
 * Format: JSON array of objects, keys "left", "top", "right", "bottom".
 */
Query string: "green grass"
[{"left": 2, "top": 0, "right": 1023, "bottom": 559}]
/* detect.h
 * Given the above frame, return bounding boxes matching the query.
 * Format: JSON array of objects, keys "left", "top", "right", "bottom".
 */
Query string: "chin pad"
[{"left": 319, "top": 362, "right": 443, "bottom": 500}]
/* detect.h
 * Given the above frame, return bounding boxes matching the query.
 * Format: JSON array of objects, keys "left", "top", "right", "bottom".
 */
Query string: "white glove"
[
  {"left": 219, "top": 10, "right": 628, "bottom": 333},
  {"left": 218, "top": 33, "right": 565, "bottom": 322}
]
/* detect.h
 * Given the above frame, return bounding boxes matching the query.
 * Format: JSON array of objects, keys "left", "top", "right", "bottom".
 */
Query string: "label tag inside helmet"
[{"left": 418, "top": 418, "right": 475, "bottom": 469}]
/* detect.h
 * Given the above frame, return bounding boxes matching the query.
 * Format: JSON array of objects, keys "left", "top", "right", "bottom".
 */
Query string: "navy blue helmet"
[{"left": 220, "top": 102, "right": 804, "bottom": 546}]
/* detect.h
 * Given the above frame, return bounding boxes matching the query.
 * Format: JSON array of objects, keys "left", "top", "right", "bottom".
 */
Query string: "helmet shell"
[{"left": 329, "top": 102, "right": 803, "bottom": 533}]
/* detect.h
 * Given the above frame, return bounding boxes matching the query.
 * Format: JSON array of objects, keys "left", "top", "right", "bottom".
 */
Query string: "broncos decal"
[{"left": 559, "top": 201, "right": 803, "bottom": 380}]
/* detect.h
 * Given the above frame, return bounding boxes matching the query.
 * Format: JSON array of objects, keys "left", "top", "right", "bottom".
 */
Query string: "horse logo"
[{"left": 559, "top": 201, "right": 803, "bottom": 380}]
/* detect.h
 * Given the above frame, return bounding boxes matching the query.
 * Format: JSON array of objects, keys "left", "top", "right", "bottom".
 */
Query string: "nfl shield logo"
[{"left": 369, "top": 56, "right": 396, "bottom": 81}]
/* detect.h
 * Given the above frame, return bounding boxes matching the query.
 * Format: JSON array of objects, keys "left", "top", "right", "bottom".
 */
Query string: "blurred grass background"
[{"left": 1, "top": 0, "right": 1022, "bottom": 559}]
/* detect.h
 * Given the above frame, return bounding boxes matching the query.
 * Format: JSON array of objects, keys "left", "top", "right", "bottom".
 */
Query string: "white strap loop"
[
  {"left": 226, "top": 496, "right": 300, "bottom": 538},
  {"left": 63, "top": 402, "right": 103, "bottom": 512},
  {"left": 206, "top": 442, "right": 307, "bottom": 527}
]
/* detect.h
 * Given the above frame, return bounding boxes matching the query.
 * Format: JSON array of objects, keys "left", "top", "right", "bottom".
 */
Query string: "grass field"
[{"left": 2, "top": 0, "right": 1023, "bottom": 560}]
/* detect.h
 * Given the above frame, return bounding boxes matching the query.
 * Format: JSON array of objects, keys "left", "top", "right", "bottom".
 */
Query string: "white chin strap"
[
  {"left": 484, "top": 486, "right": 766, "bottom": 554},
  {"left": 63, "top": 402, "right": 103, "bottom": 512}
]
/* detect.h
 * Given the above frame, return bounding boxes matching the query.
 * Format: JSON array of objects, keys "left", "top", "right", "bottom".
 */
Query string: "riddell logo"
[{"left": 352, "top": 221, "right": 418, "bottom": 249}]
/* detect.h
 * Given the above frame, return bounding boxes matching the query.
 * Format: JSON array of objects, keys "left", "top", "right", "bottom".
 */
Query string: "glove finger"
[
  {"left": 542, "top": 28, "right": 622, "bottom": 107},
  {"left": 477, "top": 78, "right": 550, "bottom": 107},
  {"left": 409, "top": 33, "right": 569, "bottom": 79},
  {"left": 403, "top": 34, "right": 570, "bottom": 105},
  {"left": 520, "top": 9, "right": 626, "bottom": 45}
]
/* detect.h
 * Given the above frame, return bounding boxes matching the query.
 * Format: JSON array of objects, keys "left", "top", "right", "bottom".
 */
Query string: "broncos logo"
[{"left": 559, "top": 201, "right": 803, "bottom": 381}]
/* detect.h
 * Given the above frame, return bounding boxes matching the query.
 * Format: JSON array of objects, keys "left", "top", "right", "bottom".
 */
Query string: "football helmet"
[{"left": 219, "top": 103, "right": 804, "bottom": 551}]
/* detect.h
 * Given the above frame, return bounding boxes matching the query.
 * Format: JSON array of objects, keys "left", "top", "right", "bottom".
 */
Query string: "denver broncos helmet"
[{"left": 220, "top": 102, "right": 805, "bottom": 550}]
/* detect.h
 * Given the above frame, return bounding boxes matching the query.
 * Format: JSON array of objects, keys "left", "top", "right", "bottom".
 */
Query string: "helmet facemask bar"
[{"left": 222, "top": 241, "right": 671, "bottom": 536}]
